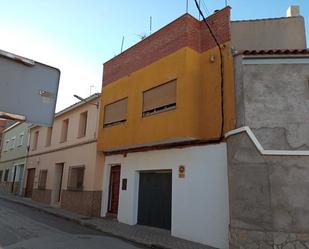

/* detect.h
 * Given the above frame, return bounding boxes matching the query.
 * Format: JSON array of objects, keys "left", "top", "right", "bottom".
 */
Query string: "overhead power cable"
[
  {"left": 200, "top": 0, "right": 210, "bottom": 15},
  {"left": 193, "top": 0, "right": 225, "bottom": 139}
]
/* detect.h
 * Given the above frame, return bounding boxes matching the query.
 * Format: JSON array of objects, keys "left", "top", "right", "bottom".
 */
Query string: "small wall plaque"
[
  {"left": 122, "top": 178, "right": 127, "bottom": 190},
  {"left": 179, "top": 165, "right": 185, "bottom": 178}
]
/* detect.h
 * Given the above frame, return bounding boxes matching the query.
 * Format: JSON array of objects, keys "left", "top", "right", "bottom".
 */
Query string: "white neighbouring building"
[{"left": 101, "top": 144, "right": 230, "bottom": 248}]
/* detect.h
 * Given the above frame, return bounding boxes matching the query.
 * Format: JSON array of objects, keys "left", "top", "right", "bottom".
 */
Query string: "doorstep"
[{"left": 0, "top": 192, "right": 217, "bottom": 249}]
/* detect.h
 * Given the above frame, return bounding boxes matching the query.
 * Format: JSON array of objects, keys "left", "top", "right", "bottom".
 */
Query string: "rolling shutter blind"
[
  {"left": 143, "top": 80, "right": 176, "bottom": 113},
  {"left": 104, "top": 98, "right": 128, "bottom": 125}
]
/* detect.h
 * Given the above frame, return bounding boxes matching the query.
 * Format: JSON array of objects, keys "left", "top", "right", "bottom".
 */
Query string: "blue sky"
[{"left": 0, "top": 0, "right": 308, "bottom": 111}]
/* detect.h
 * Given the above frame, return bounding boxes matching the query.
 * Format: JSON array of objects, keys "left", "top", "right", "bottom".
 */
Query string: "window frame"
[
  {"left": 18, "top": 133, "right": 24, "bottom": 147},
  {"left": 67, "top": 165, "right": 85, "bottom": 191},
  {"left": 10, "top": 136, "right": 16, "bottom": 150},
  {"left": 38, "top": 170, "right": 48, "bottom": 190},
  {"left": 45, "top": 127, "right": 52, "bottom": 147},
  {"left": 142, "top": 79, "right": 177, "bottom": 117},
  {"left": 4, "top": 140, "right": 10, "bottom": 151},
  {"left": 3, "top": 169, "right": 9, "bottom": 182},
  {"left": 103, "top": 98, "right": 128, "bottom": 128},
  {"left": 32, "top": 131, "right": 39, "bottom": 151},
  {"left": 77, "top": 111, "right": 88, "bottom": 138},
  {"left": 60, "top": 119, "right": 69, "bottom": 143}
]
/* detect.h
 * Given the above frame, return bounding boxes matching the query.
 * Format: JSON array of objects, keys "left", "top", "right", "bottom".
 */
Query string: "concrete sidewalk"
[{"left": 0, "top": 192, "right": 216, "bottom": 249}]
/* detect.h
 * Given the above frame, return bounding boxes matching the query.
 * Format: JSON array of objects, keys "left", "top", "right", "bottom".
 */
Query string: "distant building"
[
  {"left": 231, "top": 6, "right": 306, "bottom": 51},
  {"left": 24, "top": 93, "right": 104, "bottom": 217},
  {"left": 0, "top": 119, "right": 16, "bottom": 155},
  {"left": 0, "top": 122, "right": 31, "bottom": 195}
]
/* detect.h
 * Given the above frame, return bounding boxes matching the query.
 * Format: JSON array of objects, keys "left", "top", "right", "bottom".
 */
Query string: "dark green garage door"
[{"left": 138, "top": 171, "right": 172, "bottom": 230}]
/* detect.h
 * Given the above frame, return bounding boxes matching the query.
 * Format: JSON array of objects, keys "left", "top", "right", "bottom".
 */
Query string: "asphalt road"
[{"left": 0, "top": 198, "right": 146, "bottom": 249}]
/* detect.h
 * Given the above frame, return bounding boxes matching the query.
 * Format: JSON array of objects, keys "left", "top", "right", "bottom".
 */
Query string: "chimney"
[{"left": 286, "top": 5, "right": 300, "bottom": 17}]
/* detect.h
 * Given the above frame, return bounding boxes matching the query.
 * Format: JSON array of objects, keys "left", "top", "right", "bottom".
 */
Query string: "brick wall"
[
  {"left": 61, "top": 190, "right": 102, "bottom": 217},
  {"left": 103, "top": 7, "right": 231, "bottom": 86}
]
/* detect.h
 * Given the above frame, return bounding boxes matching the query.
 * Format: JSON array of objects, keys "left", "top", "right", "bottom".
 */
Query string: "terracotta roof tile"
[
  {"left": 232, "top": 16, "right": 300, "bottom": 23},
  {"left": 235, "top": 49, "right": 309, "bottom": 56}
]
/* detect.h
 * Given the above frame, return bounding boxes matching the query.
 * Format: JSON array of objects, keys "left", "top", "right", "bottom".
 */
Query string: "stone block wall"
[
  {"left": 229, "top": 57, "right": 309, "bottom": 248},
  {"left": 228, "top": 132, "right": 309, "bottom": 249}
]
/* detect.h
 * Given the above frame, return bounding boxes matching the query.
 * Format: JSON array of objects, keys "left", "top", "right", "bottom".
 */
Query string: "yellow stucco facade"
[{"left": 98, "top": 43, "right": 235, "bottom": 152}]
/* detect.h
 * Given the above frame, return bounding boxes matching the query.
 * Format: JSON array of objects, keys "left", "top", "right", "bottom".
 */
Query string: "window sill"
[
  {"left": 104, "top": 120, "right": 126, "bottom": 128},
  {"left": 142, "top": 104, "right": 176, "bottom": 118},
  {"left": 67, "top": 187, "right": 84, "bottom": 192}
]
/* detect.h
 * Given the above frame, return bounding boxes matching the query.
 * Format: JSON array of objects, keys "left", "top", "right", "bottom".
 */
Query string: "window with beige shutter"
[
  {"left": 142, "top": 79, "right": 177, "bottom": 117},
  {"left": 104, "top": 98, "right": 128, "bottom": 127},
  {"left": 67, "top": 166, "right": 85, "bottom": 191},
  {"left": 38, "top": 170, "right": 48, "bottom": 189}
]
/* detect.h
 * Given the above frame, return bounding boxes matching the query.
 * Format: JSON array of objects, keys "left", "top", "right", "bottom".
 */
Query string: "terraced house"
[
  {"left": 96, "top": 5, "right": 309, "bottom": 249},
  {"left": 97, "top": 8, "right": 235, "bottom": 249},
  {"left": 24, "top": 93, "right": 104, "bottom": 216},
  {"left": 0, "top": 122, "right": 30, "bottom": 195}
]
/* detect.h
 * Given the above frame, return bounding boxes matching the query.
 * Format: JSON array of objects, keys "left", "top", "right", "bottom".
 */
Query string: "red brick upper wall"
[
  {"left": 103, "top": 7, "right": 231, "bottom": 86},
  {"left": 0, "top": 119, "right": 7, "bottom": 134}
]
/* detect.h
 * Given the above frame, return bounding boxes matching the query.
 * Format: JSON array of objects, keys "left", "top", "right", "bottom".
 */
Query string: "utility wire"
[
  {"left": 200, "top": 0, "right": 210, "bottom": 15},
  {"left": 193, "top": 0, "right": 225, "bottom": 139}
]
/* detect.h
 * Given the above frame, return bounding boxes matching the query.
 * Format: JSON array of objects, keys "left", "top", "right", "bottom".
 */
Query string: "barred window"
[
  {"left": 38, "top": 170, "right": 48, "bottom": 189},
  {"left": 67, "top": 166, "right": 85, "bottom": 191}
]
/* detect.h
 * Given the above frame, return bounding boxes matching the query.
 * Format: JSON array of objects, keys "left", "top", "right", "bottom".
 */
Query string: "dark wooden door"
[
  {"left": 108, "top": 165, "right": 121, "bottom": 214},
  {"left": 25, "top": 168, "right": 35, "bottom": 198},
  {"left": 138, "top": 171, "right": 172, "bottom": 230}
]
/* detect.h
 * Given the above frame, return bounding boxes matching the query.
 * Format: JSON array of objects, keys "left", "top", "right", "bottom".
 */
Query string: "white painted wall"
[{"left": 101, "top": 143, "right": 229, "bottom": 249}]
